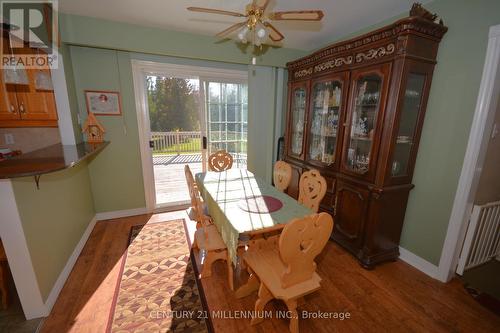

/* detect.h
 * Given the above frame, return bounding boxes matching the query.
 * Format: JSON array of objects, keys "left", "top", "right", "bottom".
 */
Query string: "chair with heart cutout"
[
  {"left": 273, "top": 160, "right": 292, "bottom": 192},
  {"left": 208, "top": 150, "right": 233, "bottom": 172},
  {"left": 242, "top": 212, "right": 334, "bottom": 333},
  {"left": 298, "top": 169, "right": 327, "bottom": 213}
]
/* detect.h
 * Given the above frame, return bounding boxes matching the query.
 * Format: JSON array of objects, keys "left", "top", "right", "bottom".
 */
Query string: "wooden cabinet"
[
  {"left": 283, "top": 5, "right": 447, "bottom": 268},
  {"left": 334, "top": 180, "right": 370, "bottom": 250},
  {"left": 0, "top": 37, "right": 58, "bottom": 127}
]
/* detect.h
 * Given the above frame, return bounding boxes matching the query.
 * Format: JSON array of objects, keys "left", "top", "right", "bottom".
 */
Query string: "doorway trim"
[
  {"left": 437, "top": 24, "right": 500, "bottom": 282},
  {"left": 131, "top": 60, "right": 247, "bottom": 212}
]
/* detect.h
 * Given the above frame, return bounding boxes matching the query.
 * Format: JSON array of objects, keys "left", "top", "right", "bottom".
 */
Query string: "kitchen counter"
[{"left": 0, "top": 141, "right": 109, "bottom": 179}]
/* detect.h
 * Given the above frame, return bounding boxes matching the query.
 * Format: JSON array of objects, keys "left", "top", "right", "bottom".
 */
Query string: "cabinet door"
[
  {"left": 0, "top": 36, "right": 20, "bottom": 121},
  {"left": 306, "top": 72, "right": 348, "bottom": 169},
  {"left": 388, "top": 62, "right": 433, "bottom": 184},
  {"left": 0, "top": 74, "right": 20, "bottom": 120},
  {"left": 14, "top": 47, "right": 57, "bottom": 121},
  {"left": 341, "top": 64, "right": 391, "bottom": 181},
  {"left": 333, "top": 180, "right": 369, "bottom": 247},
  {"left": 287, "top": 81, "right": 309, "bottom": 159}
]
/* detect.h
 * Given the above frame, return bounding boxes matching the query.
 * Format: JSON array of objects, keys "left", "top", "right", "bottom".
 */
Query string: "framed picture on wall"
[{"left": 85, "top": 90, "right": 122, "bottom": 116}]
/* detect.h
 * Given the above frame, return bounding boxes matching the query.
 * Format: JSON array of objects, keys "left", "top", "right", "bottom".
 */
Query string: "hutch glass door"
[
  {"left": 308, "top": 79, "right": 343, "bottom": 165},
  {"left": 390, "top": 73, "right": 426, "bottom": 177},
  {"left": 290, "top": 85, "right": 307, "bottom": 157},
  {"left": 345, "top": 73, "right": 382, "bottom": 174}
]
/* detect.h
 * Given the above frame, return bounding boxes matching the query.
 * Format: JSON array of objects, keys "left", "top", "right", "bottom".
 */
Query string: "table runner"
[{"left": 195, "top": 169, "right": 312, "bottom": 264}]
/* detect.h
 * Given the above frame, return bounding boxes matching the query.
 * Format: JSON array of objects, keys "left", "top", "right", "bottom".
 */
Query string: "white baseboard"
[
  {"left": 39, "top": 207, "right": 149, "bottom": 316},
  {"left": 44, "top": 216, "right": 98, "bottom": 313},
  {"left": 399, "top": 247, "right": 441, "bottom": 281},
  {"left": 95, "top": 207, "right": 148, "bottom": 221}
]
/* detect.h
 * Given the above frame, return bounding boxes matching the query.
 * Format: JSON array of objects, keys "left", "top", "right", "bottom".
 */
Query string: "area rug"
[{"left": 106, "top": 219, "right": 211, "bottom": 332}]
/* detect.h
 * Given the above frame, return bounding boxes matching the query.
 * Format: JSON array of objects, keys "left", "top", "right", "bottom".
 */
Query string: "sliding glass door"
[
  {"left": 134, "top": 61, "right": 248, "bottom": 211},
  {"left": 204, "top": 81, "right": 248, "bottom": 168}
]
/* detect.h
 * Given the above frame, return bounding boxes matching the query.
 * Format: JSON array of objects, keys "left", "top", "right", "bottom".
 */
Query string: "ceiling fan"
[{"left": 187, "top": 0, "right": 324, "bottom": 46}]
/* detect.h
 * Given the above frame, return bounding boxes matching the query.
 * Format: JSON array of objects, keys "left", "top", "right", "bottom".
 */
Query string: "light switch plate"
[{"left": 4, "top": 133, "right": 14, "bottom": 145}]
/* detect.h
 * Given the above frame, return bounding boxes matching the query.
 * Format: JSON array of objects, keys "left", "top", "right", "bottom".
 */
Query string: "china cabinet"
[{"left": 283, "top": 4, "right": 447, "bottom": 268}]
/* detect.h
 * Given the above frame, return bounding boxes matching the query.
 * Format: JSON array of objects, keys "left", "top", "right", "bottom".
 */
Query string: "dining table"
[{"left": 195, "top": 168, "right": 313, "bottom": 267}]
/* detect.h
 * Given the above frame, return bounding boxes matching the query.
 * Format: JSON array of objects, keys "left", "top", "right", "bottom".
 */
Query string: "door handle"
[
  {"left": 19, "top": 103, "right": 25, "bottom": 113},
  {"left": 202, "top": 136, "right": 207, "bottom": 150},
  {"left": 149, "top": 140, "right": 154, "bottom": 148},
  {"left": 10, "top": 104, "right": 16, "bottom": 113}
]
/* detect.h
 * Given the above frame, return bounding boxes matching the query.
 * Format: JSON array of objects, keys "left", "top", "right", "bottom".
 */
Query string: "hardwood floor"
[{"left": 41, "top": 211, "right": 500, "bottom": 332}]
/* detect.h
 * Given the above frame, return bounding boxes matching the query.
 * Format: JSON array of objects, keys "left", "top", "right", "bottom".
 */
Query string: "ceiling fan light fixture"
[
  {"left": 187, "top": 1, "right": 324, "bottom": 47},
  {"left": 256, "top": 23, "right": 268, "bottom": 39},
  {"left": 238, "top": 25, "right": 250, "bottom": 43}
]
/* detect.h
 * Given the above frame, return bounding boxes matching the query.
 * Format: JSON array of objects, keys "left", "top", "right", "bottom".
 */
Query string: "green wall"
[
  {"left": 247, "top": 66, "right": 283, "bottom": 183},
  {"left": 69, "top": 47, "right": 146, "bottom": 212},
  {"left": 315, "top": 0, "right": 500, "bottom": 265},
  {"left": 60, "top": 13, "right": 306, "bottom": 68},
  {"left": 11, "top": 163, "right": 95, "bottom": 301},
  {"left": 400, "top": 0, "right": 500, "bottom": 264}
]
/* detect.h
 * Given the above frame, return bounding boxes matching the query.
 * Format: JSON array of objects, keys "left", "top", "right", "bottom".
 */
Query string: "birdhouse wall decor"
[{"left": 82, "top": 112, "right": 105, "bottom": 144}]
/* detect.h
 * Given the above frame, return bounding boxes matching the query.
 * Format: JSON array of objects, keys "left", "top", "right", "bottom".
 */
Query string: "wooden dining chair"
[
  {"left": 242, "top": 213, "right": 333, "bottom": 333},
  {"left": 208, "top": 150, "right": 233, "bottom": 172},
  {"left": 184, "top": 164, "right": 208, "bottom": 229},
  {"left": 190, "top": 181, "right": 234, "bottom": 290},
  {"left": 273, "top": 160, "right": 292, "bottom": 192},
  {"left": 298, "top": 169, "right": 327, "bottom": 213}
]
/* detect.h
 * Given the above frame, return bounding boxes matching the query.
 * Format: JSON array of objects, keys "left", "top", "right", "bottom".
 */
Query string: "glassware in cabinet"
[
  {"left": 390, "top": 73, "right": 426, "bottom": 177},
  {"left": 308, "top": 80, "right": 342, "bottom": 165},
  {"left": 290, "top": 86, "right": 307, "bottom": 156},
  {"left": 345, "top": 74, "right": 382, "bottom": 174}
]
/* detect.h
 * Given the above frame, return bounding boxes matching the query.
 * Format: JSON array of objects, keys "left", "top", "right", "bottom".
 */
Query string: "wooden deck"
[
  {"left": 153, "top": 154, "right": 202, "bottom": 204},
  {"left": 153, "top": 153, "right": 246, "bottom": 205}
]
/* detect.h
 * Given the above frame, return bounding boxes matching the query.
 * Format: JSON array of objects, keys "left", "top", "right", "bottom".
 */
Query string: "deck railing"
[
  {"left": 151, "top": 131, "right": 201, "bottom": 154},
  {"left": 151, "top": 131, "right": 247, "bottom": 167}
]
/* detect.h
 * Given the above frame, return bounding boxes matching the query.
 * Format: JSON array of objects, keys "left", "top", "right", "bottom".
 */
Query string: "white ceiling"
[{"left": 59, "top": 0, "right": 430, "bottom": 51}]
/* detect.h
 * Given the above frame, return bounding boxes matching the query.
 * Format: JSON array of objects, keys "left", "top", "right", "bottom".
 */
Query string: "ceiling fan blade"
[
  {"left": 252, "top": 0, "right": 270, "bottom": 11},
  {"left": 263, "top": 22, "right": 284, "bottom": 42},
  {"left": 187, "top": 7, "right": 246, "bottom": 18},
  {"left": 216, "top": 22, "right": 247, "bottom": 38},
  {"left": 269, "top": 10, "right": 324, "bottom": 21}
]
